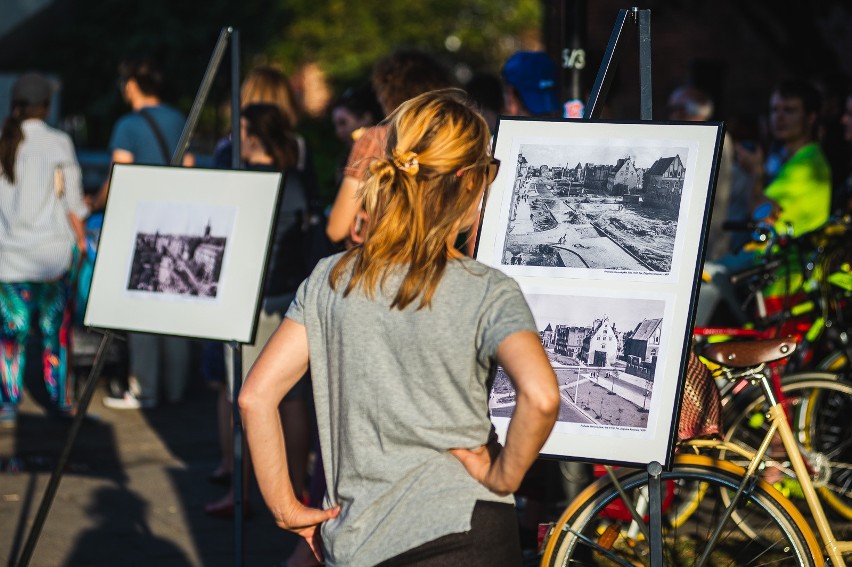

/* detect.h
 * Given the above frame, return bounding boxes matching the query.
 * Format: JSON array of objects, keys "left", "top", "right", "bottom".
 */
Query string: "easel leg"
[
  {"left": 647, "top": 461, "right": 663, "bottom": 567},
  {"left": 229, "top": 341, "right": 245, "bottom": 567},
  {"left": 16, "top": 331, "right": 116, "bottom": 567}
]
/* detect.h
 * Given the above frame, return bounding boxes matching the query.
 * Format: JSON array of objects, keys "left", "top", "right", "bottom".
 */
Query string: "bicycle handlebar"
[
  {"left": 729, "top": 257, "right": 785, "bottom": 285},
  {"left": 722, "top": 220, "right": 757, "bottom": 232}
]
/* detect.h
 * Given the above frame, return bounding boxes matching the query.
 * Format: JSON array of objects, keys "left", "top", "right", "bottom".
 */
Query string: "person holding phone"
[{"left": 240, "top": 89, "right": 560, "bottom": 566}]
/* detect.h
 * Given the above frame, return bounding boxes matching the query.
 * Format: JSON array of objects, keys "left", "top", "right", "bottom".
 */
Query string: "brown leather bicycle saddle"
[{"left": 700, "top": 338, "right": 797, "bottom": 368}]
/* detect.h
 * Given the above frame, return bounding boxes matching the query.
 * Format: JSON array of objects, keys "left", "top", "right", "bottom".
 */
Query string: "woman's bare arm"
[
  {"left": 326, "top": 175, "right": 363, "bottom": 243},
  {"left": 67, "top": 212, "right": 87, "bottom": 256},
  {"left": 451, "top": 330, "right": 559, "bottom": 495},
  {"left": 239, "top": 318, "right": 339, "bottom": 558}
]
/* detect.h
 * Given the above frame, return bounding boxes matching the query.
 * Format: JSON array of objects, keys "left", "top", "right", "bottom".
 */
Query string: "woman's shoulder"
[
  {"left": 447, "top": 257, "right": 521, "bottom": 292},
  {"left": 309, "top": 251, "right": 348, "bottom": 281},
  {"left": 21, "top": 120, "right": 74, "bottom": 152}
]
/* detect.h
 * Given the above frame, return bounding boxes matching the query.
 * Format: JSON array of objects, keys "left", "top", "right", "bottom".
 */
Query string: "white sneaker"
[{"left": 102, "top": 391, "right": 156, "bottom": 410}]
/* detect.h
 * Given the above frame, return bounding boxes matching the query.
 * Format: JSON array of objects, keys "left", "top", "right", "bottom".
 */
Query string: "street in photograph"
[
  {"left": 490, "top": 292, "right": 667, "bottom": 431},
  {"left": 126, "top": 201, "right": 236, "bottom": 299},
  {"left": 499, "top": 142, "right": 690, "bottom": 274}
]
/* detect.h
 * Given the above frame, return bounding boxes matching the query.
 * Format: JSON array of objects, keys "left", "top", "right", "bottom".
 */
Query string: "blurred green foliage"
[
  {"left": 15, "top": 0, "right": 540, "bottom": 203},
  {"left": 270, "top": 0, "right": 541, "bottom": 85}
]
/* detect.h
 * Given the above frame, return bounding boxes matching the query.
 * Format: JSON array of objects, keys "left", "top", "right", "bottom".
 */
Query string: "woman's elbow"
[
  {"left": 540, "top": 383, "right": 561, "bottom": 422},
  {"left": 527, "top": 379, "right": 560, "bottom": 423},
  {"left": 325, "top": 223, "right": 346, "bottom": 243},
  {"left": 237, "top": 384, "right": 262, "bottom": 416}
]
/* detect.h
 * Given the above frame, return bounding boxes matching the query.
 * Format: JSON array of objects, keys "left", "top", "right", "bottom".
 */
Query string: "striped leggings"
[{"left": 0, "top": 279, "right": 73, "bottom": 411}]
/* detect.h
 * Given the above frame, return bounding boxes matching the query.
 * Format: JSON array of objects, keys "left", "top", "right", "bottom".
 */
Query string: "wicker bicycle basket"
[{"left": 677, "top": 351, "right": 722, "bottom": 441}]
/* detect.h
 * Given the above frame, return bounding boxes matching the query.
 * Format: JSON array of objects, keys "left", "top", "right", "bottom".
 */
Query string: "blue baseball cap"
[{"left": 501, "top": 52, "right": 560, "bottom": 115}]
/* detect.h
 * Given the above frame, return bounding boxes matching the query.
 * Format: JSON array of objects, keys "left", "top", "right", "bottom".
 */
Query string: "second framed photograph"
[
  {"left": 478, "top": 117, "right": 724, "bottom": 468},
  {"left": 84, "top": 164, "right": 283, "bottom": 344}
]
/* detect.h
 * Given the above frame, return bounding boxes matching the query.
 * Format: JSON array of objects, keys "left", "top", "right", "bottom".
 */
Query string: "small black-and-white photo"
[
  {"left": 126, "top": 201, "right": 237, "bottom": 299},
  {"left": 490, "top": 292, "right": 666, "bottom": 431},
  {"left": 500, "top": 142, "right": 689, "bottom": 274}
]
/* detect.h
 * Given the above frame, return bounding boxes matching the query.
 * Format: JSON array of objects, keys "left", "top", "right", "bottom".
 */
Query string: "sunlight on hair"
[{"left": 330, "top": 89, "right": 491, "bottom": 310}]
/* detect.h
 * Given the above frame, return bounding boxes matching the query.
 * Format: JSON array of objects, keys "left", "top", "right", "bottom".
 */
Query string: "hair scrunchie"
[{"left": 392, "top": 149, "right": 420, "bottom": 176}]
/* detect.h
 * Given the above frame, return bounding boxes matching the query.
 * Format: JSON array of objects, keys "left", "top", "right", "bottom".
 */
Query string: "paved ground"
[
  {"left": 0, "top": 373, "right": 298, "bottom": 567},
  {"left": 11, "top": 349, "right": 848, "bottom": 566}
]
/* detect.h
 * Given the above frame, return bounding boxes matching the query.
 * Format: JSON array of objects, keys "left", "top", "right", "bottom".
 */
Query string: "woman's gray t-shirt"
[{"left": 287, "top": 253, "right": 537, "bottom": 567}]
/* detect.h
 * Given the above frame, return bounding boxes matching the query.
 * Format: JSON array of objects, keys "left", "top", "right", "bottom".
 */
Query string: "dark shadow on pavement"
[{"left": 64, "top": 486, "right": 193, "bottom": 567}]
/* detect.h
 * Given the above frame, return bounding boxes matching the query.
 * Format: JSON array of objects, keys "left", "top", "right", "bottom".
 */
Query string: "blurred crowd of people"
[{"left": 2, "top": 45, "right": 852, "bottom": 566}]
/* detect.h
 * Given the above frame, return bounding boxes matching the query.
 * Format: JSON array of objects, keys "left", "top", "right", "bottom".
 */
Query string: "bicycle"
[
  {"left": 540, "top": 338, "right": 852, "bottom": 566},
  {"left": 695, "top": 218, "right": 852, "bottom": 520},
  {"left": 699, "top": 215, "right": 852, "bottom": 375}
]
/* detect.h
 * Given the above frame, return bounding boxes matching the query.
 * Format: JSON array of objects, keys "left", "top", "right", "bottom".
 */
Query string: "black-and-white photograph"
[
  {"left": 490, "top": 292, "right": 667, "bottom": 431},
  {"left": 498, "top": 141, "right": 689, "bottom": 274},
  {"left": 126, "top": 201, "right": 237, "bottom": 299},
  {"left": 86, "top": 165, "right": 282, "bottom": 342},
  {"left": 479, "top": 119, "right": 721, "bottom": 465}
]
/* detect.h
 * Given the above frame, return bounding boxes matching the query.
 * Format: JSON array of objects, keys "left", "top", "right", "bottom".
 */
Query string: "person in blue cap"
[{"left": 501, "top": 51, "right": 561, "bottom": 117}]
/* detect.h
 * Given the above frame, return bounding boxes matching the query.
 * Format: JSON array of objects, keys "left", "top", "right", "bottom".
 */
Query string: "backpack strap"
[{"left": 138, "top": 108, "right": 171, "bottom": 163}]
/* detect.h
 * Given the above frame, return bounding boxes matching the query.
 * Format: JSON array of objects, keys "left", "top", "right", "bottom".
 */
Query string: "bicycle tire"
[
  {"left": 541, "top": 454, "right": 821, "bottom": 567},
  {"left": 817, "top": 350, "right": 849, "bottom": 372},
  {"left": 721, "top": 374, "right": 852, "bottom": 520}
]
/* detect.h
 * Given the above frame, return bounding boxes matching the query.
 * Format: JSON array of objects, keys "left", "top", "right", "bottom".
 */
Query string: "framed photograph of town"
[
  {"left": 478, "top": 117, "right": 723, "bottom": 467},
  {"left": 84, "top": 164, "right": 283, "bottom": 343}
]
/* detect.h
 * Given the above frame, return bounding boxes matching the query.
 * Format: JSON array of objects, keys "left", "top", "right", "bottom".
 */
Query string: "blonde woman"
[
  {"left": 205, "top": 66, "right": 321, "bottom": 519},
  {"left": 240, "top": 90, "right": 559, "bottom": 566},
  {"left": 202, "top": 66, "right": 324, "bottom": 518}
]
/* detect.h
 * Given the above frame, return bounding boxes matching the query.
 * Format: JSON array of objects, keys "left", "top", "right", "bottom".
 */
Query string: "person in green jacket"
[
  {"left": 737, "top": 79, "right": 831, "bottom": 237},
  {"left": 698, "top": 80, "right": 831, "bottom": 324}
]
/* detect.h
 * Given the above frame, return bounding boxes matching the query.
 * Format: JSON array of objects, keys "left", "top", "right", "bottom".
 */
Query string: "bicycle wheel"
[
  {"left": 541, "top": 454, "right": 820, "bottom": 567},
  {"left": 817, "top": 350, "right": 849, "bottom": 372},
  {"left": 722, "top": 373, "right": 852, "bottom": 520}
]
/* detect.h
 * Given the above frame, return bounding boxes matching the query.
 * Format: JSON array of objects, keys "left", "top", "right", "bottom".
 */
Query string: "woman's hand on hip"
[
  {"left": 274, "top": 500, "right": 340, "bottom": 562},
  {"left": 450, "top": 438, "right": 514, "bottom": 496}
]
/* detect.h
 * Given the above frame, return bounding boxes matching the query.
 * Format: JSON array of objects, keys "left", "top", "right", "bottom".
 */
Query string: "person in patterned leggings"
[{"left": 0, "top": 73, "right": 88, "bottom": 426}]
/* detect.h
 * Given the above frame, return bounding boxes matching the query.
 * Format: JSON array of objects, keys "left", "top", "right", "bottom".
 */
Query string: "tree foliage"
[{"left": 264, "top": 0, "right": 541, "bottom": 84}]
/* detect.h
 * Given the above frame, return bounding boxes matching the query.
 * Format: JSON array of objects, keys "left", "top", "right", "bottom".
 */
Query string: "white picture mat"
[
  {"left": 84, "top": 164, "right": 282, "bottom": 343},
  {"left": 479, "top": 118, "right": 722, "bottom": 467},
  {"left": 489, "top": 138, "right": 698, "bottom": 283},
  {"left": 491, "top": 285, "right": 680, "bottom": 465}
]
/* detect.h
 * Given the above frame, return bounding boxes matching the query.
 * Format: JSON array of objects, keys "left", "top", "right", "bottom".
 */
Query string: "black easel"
[
  {"left": 584, "top": 7, "right": 652, "bottom": 121},
  {"left": 16, "top": 331, "right": 118, "bottom": 567},
  {"left": 583, "top": 8, "right": 663, "bottom": 567},
  {"left": 171, "top": 27, "right": 247, "bottom": 567}
]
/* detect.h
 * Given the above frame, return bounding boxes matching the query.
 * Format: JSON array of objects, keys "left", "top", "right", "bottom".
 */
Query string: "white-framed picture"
[
  {"left": 478, "top": 117, "right": 723, "bottom": 467},
  {"left": 84, "top": 164, "right": 283, "bottom": 343}
]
